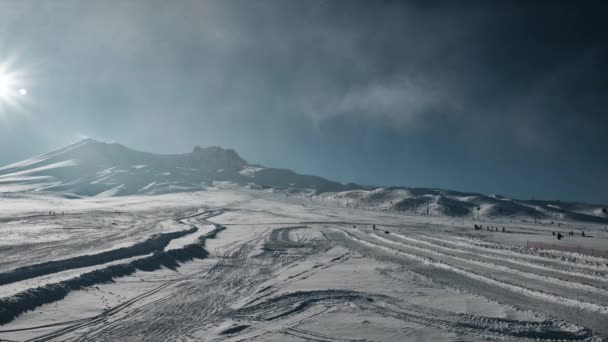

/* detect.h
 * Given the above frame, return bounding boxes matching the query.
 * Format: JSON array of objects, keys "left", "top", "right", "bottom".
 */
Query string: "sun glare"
[
  {"left": 0, "top": 71, "right": 13, "bottom": 98},
  {"left": 0, "top": 63, "right": 29, "bottom": 113}
]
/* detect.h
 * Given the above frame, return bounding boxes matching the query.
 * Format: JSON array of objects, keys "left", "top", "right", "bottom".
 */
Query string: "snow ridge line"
[
  {"left": 0, "top": 223, "right": 226, "bottom": 326},
  {"left": 335, "top": 229, "right": 608, "bottom": 315},
  {"left": 0, "top": 227, "right": 198, "bottom": 286},
  {"left": 442, "top": 234, "right": 608, "bottom": 270},
  {"left": 414, "top": 233, "right": 608, "bottom": 283},
  {"left": 0, "top": 209, "right": 224, "bottom": 287}
]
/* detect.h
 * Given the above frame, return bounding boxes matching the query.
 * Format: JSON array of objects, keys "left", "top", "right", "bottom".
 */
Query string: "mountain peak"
[
  {"left": 74, "top": 137, "right": 114, "bottom": 146},
  {"left": 189, "top": 145, "right": 248, "bottom": 170}
]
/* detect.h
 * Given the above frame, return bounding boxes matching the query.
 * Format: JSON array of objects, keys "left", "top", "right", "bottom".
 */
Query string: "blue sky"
[{"left": 0, "top": 0, "right": 607, "bottom": 204}]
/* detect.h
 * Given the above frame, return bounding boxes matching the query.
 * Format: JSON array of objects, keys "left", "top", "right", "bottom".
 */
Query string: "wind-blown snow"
[
  {"left": 0, "top": 160, "right": 77, "bottom": 180},
  {"left": 239, "top": 166, "right": 264, "bottom": 177}
]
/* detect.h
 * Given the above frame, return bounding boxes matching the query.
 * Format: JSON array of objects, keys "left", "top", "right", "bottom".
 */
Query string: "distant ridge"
[{"left": 320, "top": 187, "right": 608, "bottom": 224}]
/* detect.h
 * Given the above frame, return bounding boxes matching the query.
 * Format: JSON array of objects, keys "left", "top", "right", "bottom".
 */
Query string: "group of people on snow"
[
  {"left": 473, "top": 224, "right": 506, "bottom": 233},
  {"left": 554, "top": 230, "right": 586, "bottom": 240}
]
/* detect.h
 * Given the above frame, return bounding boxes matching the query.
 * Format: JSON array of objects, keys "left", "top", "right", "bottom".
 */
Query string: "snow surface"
[{"left": 1, "top": 188, "right": 607, "bottom": 341}]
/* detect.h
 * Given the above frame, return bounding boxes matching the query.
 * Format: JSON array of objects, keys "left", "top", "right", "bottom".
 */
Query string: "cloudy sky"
[{"left": 0, "top": 0, "right": 606, "bottom": 203}]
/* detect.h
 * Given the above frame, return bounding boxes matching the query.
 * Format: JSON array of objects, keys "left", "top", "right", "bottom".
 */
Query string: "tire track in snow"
[
  {"left": 441, "top": 234, "right": 608, "bottom": 273},
  {"left": 229, "top": 290, "right": 592, "bottom": 341},
  {"left": 42, "top": 225, "right": 335, "bottom": 341},
  {"left": 334, "top": 228, "right": 608, "bottom": 316},
  {"left": 0, "top": 210, "right": 226, "bottom": 332},
  {"left": 378, "top": 232, "right": 608, "bottom": 298},
  {"left": 415, "top": 233, "right": 608, "bottom": 285}
]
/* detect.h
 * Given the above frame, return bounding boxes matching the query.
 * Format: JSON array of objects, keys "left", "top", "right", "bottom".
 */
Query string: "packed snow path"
[{"left": 0, "top": 189, "right": 607, "bottom": 341}]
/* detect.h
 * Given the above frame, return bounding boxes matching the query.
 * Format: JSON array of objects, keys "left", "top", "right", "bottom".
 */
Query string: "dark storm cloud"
[{"left": 0, "top": 0, "right": 606, "bottom": 203}]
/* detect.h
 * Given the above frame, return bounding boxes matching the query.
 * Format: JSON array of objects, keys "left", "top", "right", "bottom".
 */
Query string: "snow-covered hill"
[{"left": 314, "top": 187, "right": 608, "bottom": 223}]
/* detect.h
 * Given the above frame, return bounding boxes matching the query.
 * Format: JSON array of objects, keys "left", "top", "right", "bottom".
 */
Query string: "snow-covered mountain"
[
  {"left": 0, "top": 139, "right": 606, "bottom": 223},
  {"left": 0, "top": 139, "right": 357, "bottom": 197}
]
